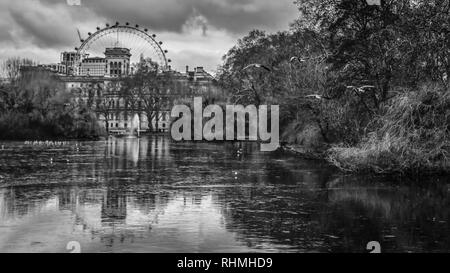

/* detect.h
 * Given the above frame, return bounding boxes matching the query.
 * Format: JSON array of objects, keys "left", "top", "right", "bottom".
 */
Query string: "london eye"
[{"left": 74, "top": 22, "right": 171, "bottom": 71}]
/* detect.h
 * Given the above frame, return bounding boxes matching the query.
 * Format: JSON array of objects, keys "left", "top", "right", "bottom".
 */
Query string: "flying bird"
[
  {"left": 305, "top": 94, "right": 331, "bottom": 100},
  {"left": 360, "top": 85, "right": 375, "bottom": 90},
  {"left": 347, "top": 85, "right": 375, "bottom": 94},
  {"left": 242, "top": 64, "right": 271, "bottom": 72},
  {"left": 290, "top": 56, "right": 306, "bottom": 63}
]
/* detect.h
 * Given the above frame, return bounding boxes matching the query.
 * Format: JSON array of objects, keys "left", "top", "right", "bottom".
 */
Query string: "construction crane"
[{"left": 77, "top": 28, "right": 84, "bottom": 42}]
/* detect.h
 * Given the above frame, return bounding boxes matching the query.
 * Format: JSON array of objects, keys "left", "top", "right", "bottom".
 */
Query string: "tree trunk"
[
  {"left": 155, "top": 111, "right": 160, "bottom": 132},
  {"left": 147, "top": 111, "right": 154, "bottom": 132}
]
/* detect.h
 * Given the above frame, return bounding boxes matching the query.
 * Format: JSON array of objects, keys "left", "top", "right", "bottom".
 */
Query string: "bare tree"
[
  {"left": 94, "top": 83, "right": 114, "bottom": 133},
  {"left": 122, "top": 59, "right": 172, "bottom": 132},
  {"left": 1, "top": 57, "right": 35, "bottom": 84}
]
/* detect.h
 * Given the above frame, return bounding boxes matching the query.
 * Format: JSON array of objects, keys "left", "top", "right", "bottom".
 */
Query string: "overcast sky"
[{"left": 0, "top": 0, "right": 298, "bottom": 73}]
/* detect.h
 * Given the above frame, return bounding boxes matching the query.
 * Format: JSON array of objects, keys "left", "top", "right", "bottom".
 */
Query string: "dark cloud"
[
  {"left": 4, "top": 0, "right": 95, "bottom": 49},
  {"left": 9, "top": 6, "right": 73, "bottom": 48},
  {"left": 0, "top": 0, "right": 298, "bottom": 71},
  {"left": 73, "top": 0, "right": 297, "bottom": 35}
]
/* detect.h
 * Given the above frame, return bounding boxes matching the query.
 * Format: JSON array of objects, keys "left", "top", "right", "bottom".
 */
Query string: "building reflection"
[
  {"left": 101, "top": 187, "right": 127, "bottom": 226},
  {"left": 0, "top": 139, "right": 450, "bottom": 253},
  {"left": 105, "top": 136, "right": 171, "bottom": 170}
]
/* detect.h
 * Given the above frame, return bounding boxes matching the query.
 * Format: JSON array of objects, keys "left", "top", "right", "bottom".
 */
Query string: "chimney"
[{"left": 186, "top": 66, "right": 189, "bottom": 73}]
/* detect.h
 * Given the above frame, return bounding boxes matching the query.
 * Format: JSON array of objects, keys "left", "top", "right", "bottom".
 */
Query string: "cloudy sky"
[{"left": 0, "top": 0, "right": 299, "bottom": 73}]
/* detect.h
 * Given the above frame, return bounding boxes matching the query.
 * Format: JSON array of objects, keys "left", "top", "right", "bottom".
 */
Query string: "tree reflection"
[{"left": 0, "top": 138, "right": 449, "bottom": 252}]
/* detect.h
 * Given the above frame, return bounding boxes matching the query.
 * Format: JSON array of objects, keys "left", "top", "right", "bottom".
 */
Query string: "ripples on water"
[{"left": 0, "top": 137, "right": 449, "bottom": 253}]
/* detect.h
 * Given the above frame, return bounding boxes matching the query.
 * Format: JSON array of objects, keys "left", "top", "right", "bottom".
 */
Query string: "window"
[{"left": 116, "top": 123, "right": 119, "bottom": 128}]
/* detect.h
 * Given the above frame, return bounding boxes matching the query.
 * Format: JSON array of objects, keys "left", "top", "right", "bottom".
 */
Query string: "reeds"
[{"left": 328, "top": 83, "right": 450, "bottom": 174}]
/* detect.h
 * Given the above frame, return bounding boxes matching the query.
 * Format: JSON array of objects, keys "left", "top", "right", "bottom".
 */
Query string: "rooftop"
[{"left": 105, "top": 47, "right": 132, "bottom": 57}]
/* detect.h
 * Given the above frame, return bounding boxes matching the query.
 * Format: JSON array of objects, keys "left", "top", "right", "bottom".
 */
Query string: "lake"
[{"left": 0, "top": 137, "right": 449, "bottom": 253}]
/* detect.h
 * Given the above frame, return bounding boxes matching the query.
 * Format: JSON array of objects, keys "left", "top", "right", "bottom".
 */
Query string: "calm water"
[{"left": 0, "top": 137, "right": 449, "bottom": 253}]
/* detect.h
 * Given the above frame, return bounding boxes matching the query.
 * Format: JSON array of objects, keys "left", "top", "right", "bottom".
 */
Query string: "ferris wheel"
[{"left": 74, "top": 22, "right": 171, "bottom": 71}]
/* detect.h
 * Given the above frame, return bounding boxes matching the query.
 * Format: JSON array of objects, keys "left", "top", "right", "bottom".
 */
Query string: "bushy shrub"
[{"left": 328, "top": 83, "right": 450, "bottom": 174}]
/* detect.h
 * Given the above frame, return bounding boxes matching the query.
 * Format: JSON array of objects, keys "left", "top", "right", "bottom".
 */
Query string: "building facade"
[
  {"left": 79, "top": 57, "right": 107, "bottom": 77},
  {"left": 105, "top": 48, "right": 131, "bottom": 77},
  {"left": 35, "top": 47, "right": 222, "bottom": 135},
  {"left": 60, "top": 65, "right": 221, "bottom": 135}
]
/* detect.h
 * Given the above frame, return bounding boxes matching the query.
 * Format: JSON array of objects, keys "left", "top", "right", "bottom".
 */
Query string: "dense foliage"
[
  {"left": 0, "top": 63, "right": 104, "bottom": 140},
  {"left": 217, "top": 0, "right": 450, "bottom": 173}
]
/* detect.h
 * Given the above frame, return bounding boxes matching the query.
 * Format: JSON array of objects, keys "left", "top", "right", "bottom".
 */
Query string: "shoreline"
[
  {"left": 2, "top": 136, "right": 450, "bottom": 177},
  {"left": 280, "top": 144, "right": 328, "bottom": 160},
  {"left": 282, "top": 144, "right": 450, "bottom": 177}
]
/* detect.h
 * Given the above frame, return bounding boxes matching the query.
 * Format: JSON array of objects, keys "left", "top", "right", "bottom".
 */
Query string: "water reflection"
[{"left": 0, "top": 137, "right": 449, "bottom": 253}]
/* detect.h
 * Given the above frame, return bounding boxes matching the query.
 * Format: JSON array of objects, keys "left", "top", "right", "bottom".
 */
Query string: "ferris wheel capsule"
[
  {"left": 115, "top": 22, "right": 119, "bottom": 26},
  {"left": 106, "top": 23, "right": 110, "bottom": 27},
  {"left": 97, "top": 27, "right": 100, "bottom": 31},
  {"left": 126, "top": 22, "right": 130, "bottom": 26},
  {"left": 135, "top": 24, "right": 139, "bottom": 28}
]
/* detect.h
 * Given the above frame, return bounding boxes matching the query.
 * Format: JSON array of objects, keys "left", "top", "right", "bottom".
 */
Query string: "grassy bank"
[{"left": 327, "top": 84, "right": 450, "bottom": 175}]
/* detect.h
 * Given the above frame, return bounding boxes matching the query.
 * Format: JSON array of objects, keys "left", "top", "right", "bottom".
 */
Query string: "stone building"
[
  {"left": 105, "top": 47, "right": 131, "bottom": 77},
  {"left": 60, "top": 65, "right": 222, "bottom": 135},
  {"left": 76, "top": 47, "right": 131, "bottom": 78},
  {"left": 79, "top": 57, "right": 107, "bottom": 77},
  {"left": 34, "top": 46, "right": 223, "bottom": 135}
]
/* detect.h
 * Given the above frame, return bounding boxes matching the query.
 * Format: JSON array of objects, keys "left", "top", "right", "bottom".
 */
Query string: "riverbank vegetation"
[
  {"left": 217, "top": 0, "right": 450, "bottom": 174},
  {"left": 0, "top": 59, "right": 104, "bottom": 140},
  {"left": 329, "top": 84, "right": 450, "bottom": 174}
]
